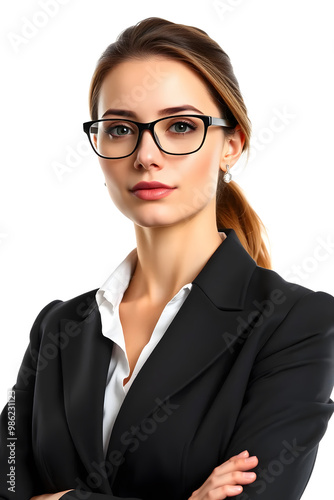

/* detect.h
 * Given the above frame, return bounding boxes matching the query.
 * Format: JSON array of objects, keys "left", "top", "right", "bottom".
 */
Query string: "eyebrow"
[{"left": 101, "top": 105, "right": 204, "bottom": 119}]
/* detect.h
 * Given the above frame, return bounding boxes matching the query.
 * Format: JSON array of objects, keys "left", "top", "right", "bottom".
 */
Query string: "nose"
[{"left": 133, "top": 128, "right": 163, "bottom": 169}]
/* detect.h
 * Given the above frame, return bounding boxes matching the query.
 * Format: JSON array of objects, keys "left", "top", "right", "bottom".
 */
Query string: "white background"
[{"left": 0, "top": 1, "right": 333, "bottom": 498}]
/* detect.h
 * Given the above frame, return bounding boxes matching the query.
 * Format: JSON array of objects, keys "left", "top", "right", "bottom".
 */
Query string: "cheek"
[
  {"left": 99, "top": 158, "right": 116, "bottom": 178},
  {"left": 98, "top": 158, "right": 130, "bottom": 208},
  {"left": 99, "top": 158, "right": 125, "bottom": 188},
  {"left": 183, "top": 147, "right": 221, "bottom": 199}
]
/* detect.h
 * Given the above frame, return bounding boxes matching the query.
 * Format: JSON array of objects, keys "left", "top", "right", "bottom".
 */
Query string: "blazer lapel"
[
  {"left": 106, "top": 228, "right": 257, "bottom": 486},
  {"left": 60, "top": 305, "right": 114, "bottom": 493}
]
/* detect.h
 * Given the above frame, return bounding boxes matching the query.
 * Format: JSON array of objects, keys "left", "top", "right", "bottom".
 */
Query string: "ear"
[{"left": 219, "top": 125, "right": 246, "bottom": 172}]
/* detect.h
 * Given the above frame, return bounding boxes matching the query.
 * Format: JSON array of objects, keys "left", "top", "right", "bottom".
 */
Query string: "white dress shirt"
[
  {"left": 95, "top": 248, "right": 192, "bottom": 457},
  {"left": 95, "top": 232, "right": 226, "bottom": 457}
]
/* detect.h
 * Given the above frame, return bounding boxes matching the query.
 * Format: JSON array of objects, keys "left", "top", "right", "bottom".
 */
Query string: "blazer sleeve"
[
  {"left": 222, "top": 290, "right": 334, "bottom": 500},
  {"left": 0, "top": 300, "right": 62, "bottom": 500},
  {"left": 0, "top": 301, "right": 143, "bottom": 500}
]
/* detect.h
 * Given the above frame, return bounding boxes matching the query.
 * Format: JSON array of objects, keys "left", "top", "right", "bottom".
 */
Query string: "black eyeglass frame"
[{"left": 82, "top": 114, "right": 234, "bottom": 159}]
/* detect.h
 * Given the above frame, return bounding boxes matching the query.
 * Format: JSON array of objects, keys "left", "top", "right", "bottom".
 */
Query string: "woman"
[{"left": 0, "top": 16, "right": 333, "bottom": 500}]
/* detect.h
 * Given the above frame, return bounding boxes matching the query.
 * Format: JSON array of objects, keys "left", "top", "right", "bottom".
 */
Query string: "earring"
[
  {"left": 223, "top": 165, "right": 232, "bottom": 183},
  {"left": 104, "top": 182, "right": 106, "bottom": 186}
]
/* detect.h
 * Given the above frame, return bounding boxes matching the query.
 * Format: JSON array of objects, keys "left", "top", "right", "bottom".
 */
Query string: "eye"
[
  {"left": 169, "top": 120, "right": 197, "bottom": 134},
  {"left": 104, "top": 122, "right": 135, "bottom": 138}
]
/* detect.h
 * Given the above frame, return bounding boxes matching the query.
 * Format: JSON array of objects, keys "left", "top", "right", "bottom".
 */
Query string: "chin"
[{"left": 126, "top": 213, "right": 182, "bottom": 229}]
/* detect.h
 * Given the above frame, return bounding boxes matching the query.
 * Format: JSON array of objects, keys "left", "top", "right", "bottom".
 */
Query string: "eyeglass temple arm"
[{"left": 210, "top": 117, "right": 233, "bottom": 128}]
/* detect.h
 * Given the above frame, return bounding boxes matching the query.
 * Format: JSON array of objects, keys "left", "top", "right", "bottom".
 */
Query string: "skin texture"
[
  {"left": 30, "top": 56, "right": 258, "bottom": 499},
  {"left": 98, "top": 56, "right": 244, "bottom": 306}
]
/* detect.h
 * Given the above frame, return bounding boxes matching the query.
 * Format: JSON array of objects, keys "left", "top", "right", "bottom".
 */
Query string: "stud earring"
[{"left": 223, "top": 165, "right": 232, "bottom": 183}]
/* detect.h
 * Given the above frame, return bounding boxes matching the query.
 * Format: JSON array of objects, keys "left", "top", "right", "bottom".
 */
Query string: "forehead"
[{"left": 97, "top": 56, "right": 221, "bottom": 119}]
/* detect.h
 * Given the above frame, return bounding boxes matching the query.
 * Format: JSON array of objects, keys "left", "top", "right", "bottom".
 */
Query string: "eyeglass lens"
[{"left": 89, "top": 116, "right": 205, "bottom": 158}]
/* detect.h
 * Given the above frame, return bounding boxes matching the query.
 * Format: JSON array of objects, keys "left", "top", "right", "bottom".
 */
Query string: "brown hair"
[{"left": 88, "top": 17, "right": 271, "bottom": 269}]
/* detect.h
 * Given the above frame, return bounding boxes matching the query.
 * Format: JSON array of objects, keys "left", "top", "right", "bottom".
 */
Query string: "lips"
[
  {"left": 131, "top": 181, "right": 175, "bottom": 191},
  {"left": 130, "top": 181, "right": 177, "bottom": 201}
]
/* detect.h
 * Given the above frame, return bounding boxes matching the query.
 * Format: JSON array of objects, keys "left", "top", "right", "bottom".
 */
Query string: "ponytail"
[{"left": 216, "top": 173, "right": 271, "bottom": 269}]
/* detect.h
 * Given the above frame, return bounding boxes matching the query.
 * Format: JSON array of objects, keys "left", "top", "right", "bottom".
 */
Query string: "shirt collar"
[
  {"left": 95, "top": 231, "right": 228, "bottom": 311},
  {"left": 95, "top": 248, "right": 138, "bottom": 311},
  {"left": 95, "top": 247, "right": 193, "bottom": 312}
]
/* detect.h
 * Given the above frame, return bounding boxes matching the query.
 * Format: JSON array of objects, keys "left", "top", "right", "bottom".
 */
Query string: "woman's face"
[{"left": 97, "top": 56, "right": 236, "bottom": 229}]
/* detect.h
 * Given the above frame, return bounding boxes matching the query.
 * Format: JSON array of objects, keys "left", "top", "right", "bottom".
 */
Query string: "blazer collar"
[{"left": 193, "top": 228, "right": 256, "bottom": 310}]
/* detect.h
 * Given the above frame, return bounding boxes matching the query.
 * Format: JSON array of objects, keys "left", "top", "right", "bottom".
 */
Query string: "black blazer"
[{"left": 1, "top": 228, "right": 334, "bottom": 500}]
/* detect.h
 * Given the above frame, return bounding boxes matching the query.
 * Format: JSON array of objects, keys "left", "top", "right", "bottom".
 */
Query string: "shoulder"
[
  {"left": 250, "top": 262, "right": 334, "bottom": 310},
  {"left": 249, "top": 265, "right": 334, "bottom": 353},
  {"left": 29, "top": 288, "right": 99, "bottom": 343}
]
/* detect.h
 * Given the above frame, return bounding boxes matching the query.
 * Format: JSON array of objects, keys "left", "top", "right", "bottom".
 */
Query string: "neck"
[{"left": 128, "top": 203, "right": 226, "bottom": 306}]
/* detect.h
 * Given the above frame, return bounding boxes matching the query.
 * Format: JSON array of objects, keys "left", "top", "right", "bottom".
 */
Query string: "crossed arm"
[{"left": 29, "top": 449, "right": 258, "bottom": 499}]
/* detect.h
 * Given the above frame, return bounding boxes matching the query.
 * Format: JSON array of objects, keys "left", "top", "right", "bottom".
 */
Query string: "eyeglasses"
[{"left": 82, "top": 114, "right": 233, "bottom": 159}]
